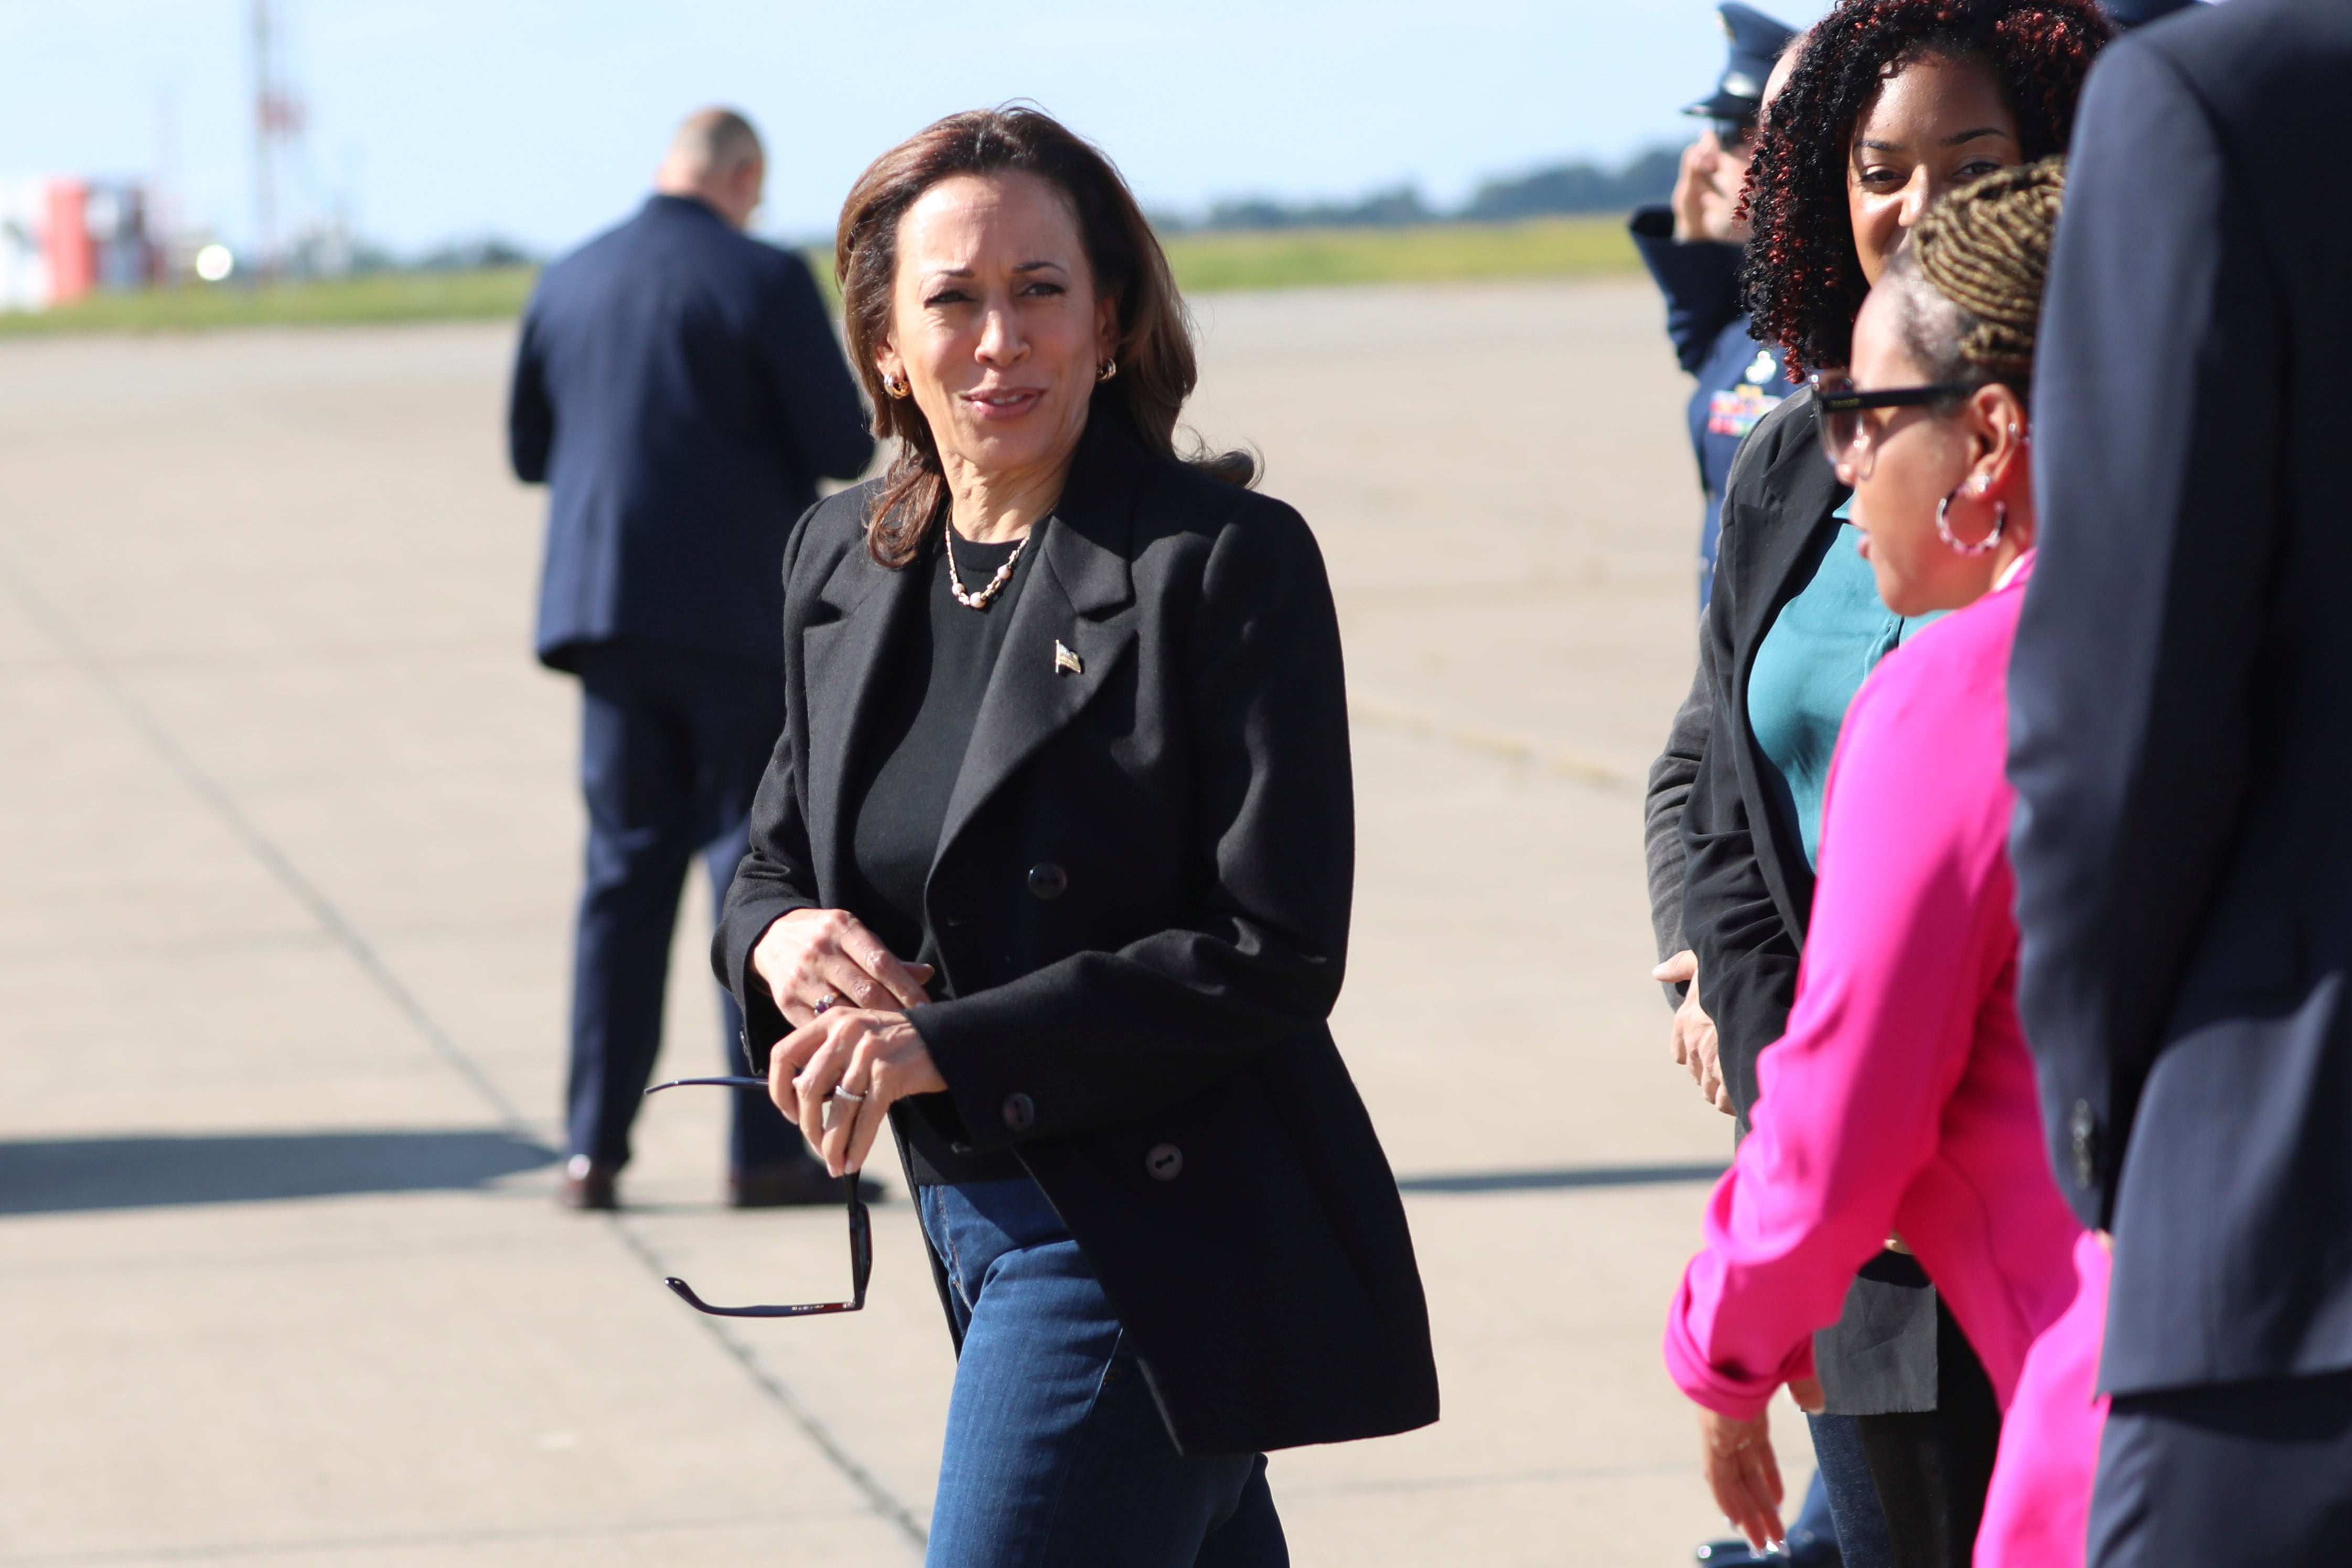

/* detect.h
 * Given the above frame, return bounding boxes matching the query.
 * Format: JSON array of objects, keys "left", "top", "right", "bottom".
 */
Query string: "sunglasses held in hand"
[{"left": 640, "top": 1076, "right": 872, "bottom": 1317}]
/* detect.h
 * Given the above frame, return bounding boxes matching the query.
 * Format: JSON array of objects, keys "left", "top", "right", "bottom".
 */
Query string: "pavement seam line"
[
  {"left": 1346, "top": 696, "right": 1629, "bottom": 788},
  {"left": 606, "top": 1217, "right": 932, "bottom": 1551},
  {"left": 0, "top": 540, "right": 928, "bottom": 1559}
]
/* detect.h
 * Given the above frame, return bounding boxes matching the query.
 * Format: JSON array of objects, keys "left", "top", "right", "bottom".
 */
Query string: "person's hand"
[
  {"left": 1654, "top": 951, "right": 1734, "bottom": 1116},
  {"left": 751, "top": 907, "right": 932, "bottom": 1027},
  {"left": 767, "top": 1007, "right": 948, "bottom": 1177},
  {"left": 1698, "top": 1405, "right": 1788, "bottom": 1551},
  {"left": 1672, "top": 135, "right": 1718, "bottom": 242}
]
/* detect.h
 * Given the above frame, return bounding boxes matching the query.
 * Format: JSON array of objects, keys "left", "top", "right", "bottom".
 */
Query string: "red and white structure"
[{"left": 0, "top": 179, "right": 158, "bottom": 312}]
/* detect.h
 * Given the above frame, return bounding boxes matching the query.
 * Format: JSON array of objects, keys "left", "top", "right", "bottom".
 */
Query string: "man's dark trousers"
[{"left": 566, "top": 641, "right": 798, "bottom": 1172}]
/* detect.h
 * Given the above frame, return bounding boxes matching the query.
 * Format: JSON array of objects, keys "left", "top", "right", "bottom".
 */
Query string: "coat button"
[
  {"left": 1002, "top": 1092, "right": 1035, "bottom": 1133},
  {"left": 2069, "top": 1100, "right": 2100, "bottom": 1189},
  {"left": 1146, "top": 1143, "right": 1183, "bottom": 1181},
  {"left": 1027, "top": 862, "right": 1068, "bottom": 900}
]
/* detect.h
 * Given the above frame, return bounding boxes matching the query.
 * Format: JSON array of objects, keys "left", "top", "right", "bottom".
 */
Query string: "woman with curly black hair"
[{"left": 1639, "top": 2, "right": 2107, "bottom": 1564}]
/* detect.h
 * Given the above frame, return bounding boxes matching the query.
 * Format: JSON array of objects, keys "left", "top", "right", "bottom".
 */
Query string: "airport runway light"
[{"left": 195, "top": 244, "right": 235, "bottom": 283}]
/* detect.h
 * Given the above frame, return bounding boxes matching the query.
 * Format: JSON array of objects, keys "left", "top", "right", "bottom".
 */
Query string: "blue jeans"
[
  {"left": 918, "top": 1177, "right": 1287, "bottom": 1567},
  {"left": 1810, "top": 1411, "right": 1895, "bottom": 1566}
]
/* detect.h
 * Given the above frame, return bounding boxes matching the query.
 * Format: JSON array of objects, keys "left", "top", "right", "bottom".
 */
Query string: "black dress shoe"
[
  {"left": 729, "top": 1161, "right": 884, "bottom": 1208},
  {"left": 561, "top": 1156, "right": 620, "bottom": 1211}
]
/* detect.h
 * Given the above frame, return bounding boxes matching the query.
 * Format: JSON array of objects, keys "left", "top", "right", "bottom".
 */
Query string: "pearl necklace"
[{"left": 943, "top": 527, "right": 1028, "bottom": 611}]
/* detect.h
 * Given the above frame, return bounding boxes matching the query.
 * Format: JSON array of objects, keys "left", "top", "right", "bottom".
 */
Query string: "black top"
[{"left": 844, "top": 525, "right": 1033, "bottom": 1185}]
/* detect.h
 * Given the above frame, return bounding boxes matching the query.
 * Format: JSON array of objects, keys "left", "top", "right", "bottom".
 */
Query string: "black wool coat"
[
  {"left": 1680, "top": 386, "right": 1846, "bottom": 1119},
  {"left": 714, "top": 416, "right": 1439, "bottom": 1457}
]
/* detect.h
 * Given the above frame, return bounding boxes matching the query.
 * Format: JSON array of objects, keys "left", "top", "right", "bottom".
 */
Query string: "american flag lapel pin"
[{"left": 1053, "top": 639, "right": 1083, "bottom": 676}]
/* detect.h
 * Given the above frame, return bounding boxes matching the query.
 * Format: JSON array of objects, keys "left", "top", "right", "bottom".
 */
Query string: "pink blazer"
[{"left": 1663, "top": 556, "right": 2104, "bottom": 1561}]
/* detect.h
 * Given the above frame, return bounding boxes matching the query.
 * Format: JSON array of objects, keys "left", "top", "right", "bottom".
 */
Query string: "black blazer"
[
  {"left": 508, "top": 194, "right": 874, "bottom": 671},
  {"left": 1679, "top": 388, "right": 1848, "bottom": 1117},
  {"left": 713, "top": 417, "right": 1439, "bottom": 1456},
  {"left": 2009, "top": 0, "right": 2352, "bottom": 1397}
]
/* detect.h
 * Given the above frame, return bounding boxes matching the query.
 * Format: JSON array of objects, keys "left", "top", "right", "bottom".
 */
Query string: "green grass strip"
[
  {"left": 1163, "top": 215, "right": 1639, "bottom": 293},
  {"left": 0, "top": 267, "right": 540, "bottom": 336},
  {"left": 0, "top": 216, "right": 1640, "bottom": 336}
]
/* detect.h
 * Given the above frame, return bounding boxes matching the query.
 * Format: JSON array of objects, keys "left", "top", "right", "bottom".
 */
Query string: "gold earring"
[
  {"left": 1096, "top": 358, "right": 1118, "bottom": 384},
  {"left": 882, "top": 373, "right": 909, "bottom": 399}
]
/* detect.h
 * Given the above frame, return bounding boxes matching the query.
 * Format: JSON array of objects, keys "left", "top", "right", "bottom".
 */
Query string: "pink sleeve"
[{"left": 1664, "top": 662, "right": 2007, "bottom": 1419}]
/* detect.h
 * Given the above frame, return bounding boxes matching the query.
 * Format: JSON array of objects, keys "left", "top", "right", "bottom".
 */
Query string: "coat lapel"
[
  {"left": 1734, "top": 388, "right": 1849, "bottom": 941},
  {"left": 932, "top": 422, "right": 1142, "bottom": 872},
  {"left": 801, "top": 531, "right": 926, "bottom": 900}
]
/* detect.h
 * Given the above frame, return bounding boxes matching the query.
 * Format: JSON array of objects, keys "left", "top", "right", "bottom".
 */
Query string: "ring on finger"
[
  {"left": 830, "top": 1085, "right": 866, "bottom": 1104},
  {"left": 813, "top": 992, "right": 843, "bottom": 1015}
]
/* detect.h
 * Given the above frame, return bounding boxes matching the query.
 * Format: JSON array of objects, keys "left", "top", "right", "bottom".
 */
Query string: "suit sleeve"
[
  {"left": 712, "top": 506, "right": 826, "bottom": 1050},
  {"left": 507, "top": 297, "right": 553, "bottom": 484},
  {"left": 2007, "top": 39, "right": 2282, "bottom": 1230},
  {"left": 762, "top": 250, "right": 876, "bottom": 484},
  {"left": 1668, "top": 668, "right": 1999, "bottom": 1419},
  {"left": 912, "top": 502, "right": 1356, "bottom": 1149},
  {"left": 1646, "top": 628, "right": 1715, "bottom": 996},
  {"left": 1630, "top": 207, "right": 1745, "bottom": 375}
]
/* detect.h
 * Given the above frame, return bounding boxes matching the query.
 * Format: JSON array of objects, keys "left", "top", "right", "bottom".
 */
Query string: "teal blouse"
[{"left": 1746, "top": 501, "right": 1939, "bottom": 870}]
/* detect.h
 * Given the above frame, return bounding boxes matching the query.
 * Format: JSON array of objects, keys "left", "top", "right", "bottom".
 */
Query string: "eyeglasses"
[
  {"left": 639, "top": 1075, "right": 871, "bottom": 1318},
  {"left": 1812, "top": 373, "right": 1973, "bottom": 475},
  {"left": 1711, "top": 117, "right": 1758, "bottom": 151}
]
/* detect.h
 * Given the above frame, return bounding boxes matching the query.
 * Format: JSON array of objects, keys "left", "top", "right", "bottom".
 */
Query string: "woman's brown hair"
[{"left": 836, "top": 105, "right": 1251, "bottom": 567}]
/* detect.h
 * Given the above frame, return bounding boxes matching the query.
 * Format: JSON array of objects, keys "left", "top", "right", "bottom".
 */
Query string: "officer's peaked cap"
[{"left": 1685, "top": 3, "right": 1799, "bottom": 121}]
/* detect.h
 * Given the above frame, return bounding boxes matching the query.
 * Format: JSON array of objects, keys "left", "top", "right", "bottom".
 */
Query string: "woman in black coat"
[
  {"left": 1641, "top": 4, "right": 2107, "bottom": 1563},
  {"left": 705, "top": 108, "right": 1435, "bottom": 1566}
]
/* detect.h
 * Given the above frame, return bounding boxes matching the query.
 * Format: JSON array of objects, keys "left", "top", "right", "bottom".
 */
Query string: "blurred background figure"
[
  {"left": 1628, "top": 2, "right": 1800, "bottom": 615},
  {"left": 507, "top": 106, "right": 876, "bottom": 1211}
]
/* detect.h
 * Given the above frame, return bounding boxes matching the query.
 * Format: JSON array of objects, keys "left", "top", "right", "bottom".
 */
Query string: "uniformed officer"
[{"left": 1628, "top": 2, "right": 1800, "bottom": 609}]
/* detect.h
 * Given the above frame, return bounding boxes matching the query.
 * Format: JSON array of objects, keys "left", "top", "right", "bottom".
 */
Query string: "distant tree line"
[
  {"left": 1163, "top": 145, "right": 1681, "bottom": 232},
  {"left": 365, "top": 146, "right": 1681, "bottom": 272}
]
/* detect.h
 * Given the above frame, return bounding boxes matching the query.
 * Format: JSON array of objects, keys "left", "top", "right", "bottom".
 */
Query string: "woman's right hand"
[
  {"left": 1654, "top": 951, "right": 1734, "bottom": 1116},
  {"left": 750, "top": 908, "right": 933, "bottom": 1028}
]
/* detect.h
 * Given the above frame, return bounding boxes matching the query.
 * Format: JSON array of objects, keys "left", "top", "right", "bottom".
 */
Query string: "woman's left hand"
[
  {"left": 1697, "top": 1405, "right": 1788, "bottom": 1552},
  {"left": 767, "top": 1008, "right": 948, "bottom": 1177}
]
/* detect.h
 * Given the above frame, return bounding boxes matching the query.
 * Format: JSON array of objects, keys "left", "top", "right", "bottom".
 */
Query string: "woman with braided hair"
[
  {"left": 1665, "top": 159, "right": 2110, "bottom": 1568},
  {"left": 1639, "top": 0, "right": 2105, "bottom": 1560}
]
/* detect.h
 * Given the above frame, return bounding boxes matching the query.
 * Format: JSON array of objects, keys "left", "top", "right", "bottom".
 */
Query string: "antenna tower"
[{"left": 250, "top": 0, "right": 306, "bottom": 275}]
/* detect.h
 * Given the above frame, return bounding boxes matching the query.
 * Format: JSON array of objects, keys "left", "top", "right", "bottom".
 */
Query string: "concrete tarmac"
[{"left": 0, "top": 280, "right": 1814, "bottom": 1566}]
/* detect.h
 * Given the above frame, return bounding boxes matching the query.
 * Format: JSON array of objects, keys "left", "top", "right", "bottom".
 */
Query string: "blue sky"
[{"left": 3, "top": 1, "right": 1842, "bottom": 256}]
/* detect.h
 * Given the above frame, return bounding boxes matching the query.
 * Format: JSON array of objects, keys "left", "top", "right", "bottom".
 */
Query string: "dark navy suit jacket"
[
  {"left": 2009, "top": 0, "right": 2352, "bottom": 1397},
  {"left": 508, "top": 194, "right": 875, "bottom": 670},
  {"left": 1629, "top": 207, "right": 1794, "bottom": 610}
]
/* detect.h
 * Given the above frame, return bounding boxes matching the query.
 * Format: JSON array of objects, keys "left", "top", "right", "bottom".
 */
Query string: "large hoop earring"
[
  {"left": 881, "top": 372, "right": 909, "bottom": 400},
  {"left": 1936, "top": 486, "right": 2006, "bottom": 556},
  {"left": 1096, "top": 358, "right": 1118, "bottom": 384}
]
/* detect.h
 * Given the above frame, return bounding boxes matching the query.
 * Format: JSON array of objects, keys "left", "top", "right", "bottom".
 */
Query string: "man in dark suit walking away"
[
  {"left": 2006, "top": 2, "right": 2352, "bottom": 1558},
  {"left": 509, "top": 108, "right": 875, "bottom": 1211}
]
